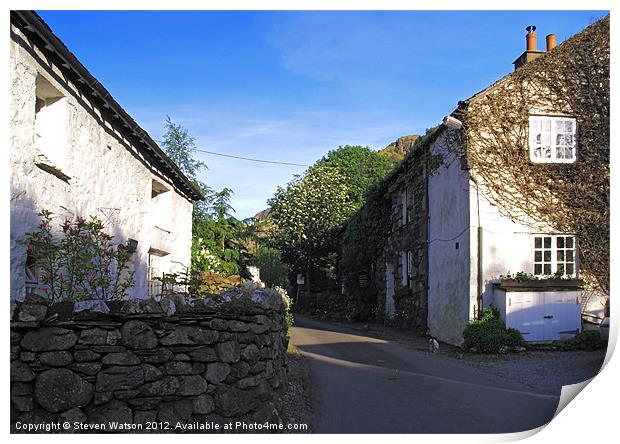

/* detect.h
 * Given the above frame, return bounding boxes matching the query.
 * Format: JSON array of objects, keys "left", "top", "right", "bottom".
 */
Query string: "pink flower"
[{"left": 26, "top": 244, "right": 36, "bottom": 255}]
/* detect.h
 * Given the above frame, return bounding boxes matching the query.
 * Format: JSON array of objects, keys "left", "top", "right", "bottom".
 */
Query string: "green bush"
[
  {"left": 463, "top": 308, "right": 525, "bottom": 354},
  {"left": 554, "top": 330, "right": 603, "bottom": 351}
]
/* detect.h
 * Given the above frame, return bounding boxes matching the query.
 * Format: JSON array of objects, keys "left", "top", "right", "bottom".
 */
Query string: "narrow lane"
[{"left": 290, "top": 315, "right": 560, "bottom": 434}]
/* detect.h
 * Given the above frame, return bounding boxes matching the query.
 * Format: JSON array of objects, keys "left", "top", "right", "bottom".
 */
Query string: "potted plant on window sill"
[{"left": 498, "top": 271, "right": 585, "bottom": 290}]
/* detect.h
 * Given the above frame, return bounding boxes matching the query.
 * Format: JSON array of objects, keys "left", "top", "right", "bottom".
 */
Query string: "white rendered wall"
[
  {"left": 427, "top": 136, "right": 472, "bottom": 346},
  {"left": 10, "top": 25, "right": 193, "bottom": 301}
]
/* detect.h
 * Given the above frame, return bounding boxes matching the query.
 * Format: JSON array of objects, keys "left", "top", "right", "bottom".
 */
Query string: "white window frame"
[
  {"left": 532, "top": 234, "right": 578, "bottom": 278},
  {"left": 529, "top": 115, "right": 577, "bottom": 163}
]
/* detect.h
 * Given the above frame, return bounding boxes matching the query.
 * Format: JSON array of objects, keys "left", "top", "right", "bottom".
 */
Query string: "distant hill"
[
  {"left": 254, "top": 207, "right": 273, "bottom": 221},
  {"left": 379, "top": 135, "right": 420, "bottom": 160}
]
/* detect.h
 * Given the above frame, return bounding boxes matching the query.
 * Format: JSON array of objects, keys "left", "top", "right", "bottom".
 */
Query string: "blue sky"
[{"left": 38, "top": 10, "right": 606, "bottom": 219}]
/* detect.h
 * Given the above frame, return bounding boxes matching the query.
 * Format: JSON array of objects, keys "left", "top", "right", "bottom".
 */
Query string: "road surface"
[{"left": 290, "top": 315, "right": 561, "bottom": 434}]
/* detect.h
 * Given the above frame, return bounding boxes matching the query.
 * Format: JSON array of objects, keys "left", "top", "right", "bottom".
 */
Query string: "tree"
[
  {"left": 268, "top": 166, "right": 355, "bottom": 283},
  {"left": 315, "top": 145, "right": 400, "bottom": 209},
  {"left": 161, "top": 118, "right": 245, "bottom": 276}
]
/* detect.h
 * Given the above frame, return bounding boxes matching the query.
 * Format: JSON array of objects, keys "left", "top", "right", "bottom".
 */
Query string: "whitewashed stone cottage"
[
  {"left": 10, "top": 11, "right": 202, "bottom": 301},
  {"left": 358, "top": 18, "right": 609, "bottom": 345}
]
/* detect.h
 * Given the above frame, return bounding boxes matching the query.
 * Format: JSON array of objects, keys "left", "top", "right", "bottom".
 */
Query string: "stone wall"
[{"left": 10, "top": 288, "right": 290, "bottom": 433}]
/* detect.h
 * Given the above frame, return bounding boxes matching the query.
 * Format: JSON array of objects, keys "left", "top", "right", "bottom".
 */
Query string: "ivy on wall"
[{"left": 447, "top": 16, "right": 609, "bottom": 296}]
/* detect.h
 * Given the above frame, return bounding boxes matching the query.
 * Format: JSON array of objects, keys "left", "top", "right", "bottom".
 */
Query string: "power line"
[
  {"left": 194, "top": 148, "right": 310, "bottom": 167},
  {"left": 154, "top": 139, "right": 309, "bottom": 167}
]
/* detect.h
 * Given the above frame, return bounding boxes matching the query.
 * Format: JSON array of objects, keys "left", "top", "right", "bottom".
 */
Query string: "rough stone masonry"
[{"left": 10, "top": 287, "right": 290, "bottom": 433}]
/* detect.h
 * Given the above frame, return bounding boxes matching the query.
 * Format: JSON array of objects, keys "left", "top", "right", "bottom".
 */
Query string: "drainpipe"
[{"left": 474, "top": 182, "right": 483, "bottom": 319}]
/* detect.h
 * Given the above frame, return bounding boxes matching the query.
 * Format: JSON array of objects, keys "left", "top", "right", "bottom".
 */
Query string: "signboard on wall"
[{"left": 358, "top": 271, "right": 370, "bottom": 288}]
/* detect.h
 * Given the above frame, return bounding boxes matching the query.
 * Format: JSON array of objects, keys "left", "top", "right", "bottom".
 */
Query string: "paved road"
[{"left": 290, "top": 315, "right": 561, "bottom": 434}]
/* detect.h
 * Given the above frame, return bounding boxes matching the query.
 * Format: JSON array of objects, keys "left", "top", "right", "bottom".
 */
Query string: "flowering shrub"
[{"left": 25, "top": 210, "right": 134, "bottom": 302}]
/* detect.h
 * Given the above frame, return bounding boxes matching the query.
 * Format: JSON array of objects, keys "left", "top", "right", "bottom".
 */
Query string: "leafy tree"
[
  {"left": 315, "top": 145, "right": 400, "bottom": 209},
  {"left": 161, "top": 118, "right": 246, "bottom": 276},
  {"left": 268, "top": 166, "right": 355, "bottom": 284}
]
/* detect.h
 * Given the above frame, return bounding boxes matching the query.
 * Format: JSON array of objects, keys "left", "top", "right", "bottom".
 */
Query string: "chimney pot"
[
  {"left": 546, "top": 34, "right": 557, "bottom": 51},
  {"left": 526, "top": 25, "right": 537, "bottom": 51}
]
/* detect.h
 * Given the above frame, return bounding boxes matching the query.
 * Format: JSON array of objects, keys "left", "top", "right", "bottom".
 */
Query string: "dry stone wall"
[{"left": 10, "top": 289, "right": 290, "bottom": 433}]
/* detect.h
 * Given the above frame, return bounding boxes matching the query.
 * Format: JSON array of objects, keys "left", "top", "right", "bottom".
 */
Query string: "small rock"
[
  {"left": 160, "top": 326, "right": 219, "bottom": 346},
  {"left": 21, "top": 328, "right": 78, "bottom": 352},
  {"left": 70, "top": 362, "right": 103, "bottom": 376},
  {"left": 59, "top": 407, "right": 87, "bottom": 424},
  {"left": 18, "top": 304, "right": 48, "bottom": 322},
  {"left": 192, "top": 395, "right": 215, "bottom": 414},
  {"left": 204, "top": 362, "right": 231, "bottom": 384},
  {"left": 165, "top": 361, "right": 193, "bottom": 375},
  {"left": 142, "top": 363, "right": 163, "bottom": 382},
  {"left": 96, "top": 366, "right": 144, "bottom": 392},
  {"left": 87, "top": 400, "right": 133, "bottom": 428},
  {"left": 215, "top": 341, "right": 240, "bottom": 363},
  {"left": 12, "top": 395, "right": 34, "bottom": 412},
  {"left": 73, "top": 300, "right": 110, "bottom": 315},
  {"left": 39, "top": 351, "right": 73, "bottom": 367},
  {"left": 35, "top": 369, "right": 94, "bottom": 413},
  {"left": 106, "top": 330, "right": 122, "bottom": 346},
  {"left": 102, "top": 351, "right": 141, "bottom": 366},
  {"left": 134, "top": 410, "right": 157, "bottom": 424},
  {"left": 228, "top": 320, "right": 250, "bottom": 332},
  {"left": 74, "top": 350, "right": 102, "bottom": 362},
  {"left": 79, "top": 328, "right": 108, "bottom": 345},
  {"left": 121, "top": 320, "right": 158, "bottom": 349},
  {"left": 159, "top": 298, "right": 176, "bottom": 316},
  {"left": 11, "top": 382, "right": 33, "bottom": 396},
  {"left": 10, "top": 361, "right": 35, "bottom": 382}
]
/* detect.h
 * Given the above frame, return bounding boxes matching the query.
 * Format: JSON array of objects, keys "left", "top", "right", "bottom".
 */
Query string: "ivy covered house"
[
  {"left": 10, "top": 11, "right": 203, "bottom": 302},
  {"left": 341, "top": 17, "right": 609, "bottom": 345}
]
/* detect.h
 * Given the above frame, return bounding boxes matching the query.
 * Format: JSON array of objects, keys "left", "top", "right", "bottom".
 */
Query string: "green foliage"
[
  {"left": 268, "top": 165, "right": 356, "bottom": 274},
  {"left": 25, "top": 210, "right": 134, "bottom": 302},
  {"left": 553, "top": 330, "right": 604, "bottom": 351},
  {"left": 340, "top": 128, "right": 443, "bottom": 278},
  {"left": 315, "top": 145, "right": 399, "bottom": 210},
  {"left": 161, "top": 118, "right": 253, "bottom": 277},
  {"left": 463, "top": 308, "right": 525, "bottom": 354},
  {"left": 251, "top": 246, "right": 289, "bottom": 288}
]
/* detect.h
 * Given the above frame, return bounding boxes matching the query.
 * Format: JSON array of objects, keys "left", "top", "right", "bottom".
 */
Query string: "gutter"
[{"left": 11, "top": 10, "right": 203, "bottom": 202}]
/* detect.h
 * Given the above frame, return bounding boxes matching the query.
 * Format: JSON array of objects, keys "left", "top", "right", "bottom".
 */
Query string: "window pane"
[
  {"left": 565, "top": 120, "right": 573, "bottom": 132},
  {"left": 557, "top": 250, "right": 565, "bottom": 261},
  {"left": 566, "top": 237, "right": 574, "bottom": 248},
  {"left": 555, "top": 120, "right": 564, "bottom": 132},
  {"left": 543, "top": 120, "right": 551, "bottom": 131},
  {"left": 544, "top": 237, "right": 551, "bottom": 248},
  {"left": 565, "top": 146, "right": 573, "bottom": 159},
  {"left": 567, "top": 250, "right": 574, "bottom": 262},
  {"left": 535, "top": 251, "right": 542, "bottom": 262},
  {"left": 566, "top": 264, "right": 574, "bottom": 275},
  {"left": 544, "top": 251, "right": 551, "bottom": 262},
  {"left": 544, "top": 264, "right": 552, "bottom": 275},
  {"left": 534, "top": 237, "right": 542, "bottom": 248},
  {"left": 535, "top": 264, "right": 542, "bottom": 275},
  {"left": 557, "top": 237, "right": 565, "bottom": 248},
  {"left": 557, "top": 264, "right": 565, "bottom": 275}
]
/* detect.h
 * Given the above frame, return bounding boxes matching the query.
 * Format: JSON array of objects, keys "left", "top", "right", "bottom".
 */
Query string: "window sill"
[{"left": 34, "top": 155, "right": 71, "bottom": 183}]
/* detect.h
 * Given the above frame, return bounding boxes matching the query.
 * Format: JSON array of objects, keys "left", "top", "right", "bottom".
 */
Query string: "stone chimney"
[
  {"left": 513, "top": 25, "right": 544, "bottom": 70},
  {"left": 546, "top": 33, "right": 557, "bottom": 51}
]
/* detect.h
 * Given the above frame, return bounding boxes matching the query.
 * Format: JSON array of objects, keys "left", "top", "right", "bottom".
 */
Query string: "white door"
[
  {"left": 541, "top": 291, "right": 581, "bottom": 340},
  {"left": 506, "top": 292, "right": 545, "bottom": 342},
  {"left": 385, "top": 263, "right": 395, "bottom": 319}
]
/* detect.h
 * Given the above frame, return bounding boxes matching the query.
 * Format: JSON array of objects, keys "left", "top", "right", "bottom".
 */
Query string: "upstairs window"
[
  {"left": 533, "top": 235, "right": 577, "bottom": 277},
  {"left": 529, "top": 116, "right": 577, "bottom": 163},
  {"left": 34, "top": 76, "right": 67, "bottom": 171}
]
